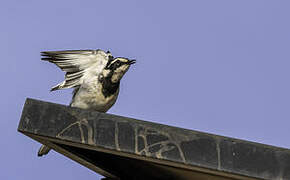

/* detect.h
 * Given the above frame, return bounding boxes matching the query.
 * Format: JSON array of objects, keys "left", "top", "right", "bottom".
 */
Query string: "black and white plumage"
[
  {"left": 41, "top": 49, "right": 112, "bottom": 91},
  {"left": 38, "top": 49, "right": 136, "bottom": 156}
]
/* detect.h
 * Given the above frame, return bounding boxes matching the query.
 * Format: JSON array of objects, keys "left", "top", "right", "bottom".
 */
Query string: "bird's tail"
[{"left": 38, "top": 145, "right": 51, "bottom": 157}]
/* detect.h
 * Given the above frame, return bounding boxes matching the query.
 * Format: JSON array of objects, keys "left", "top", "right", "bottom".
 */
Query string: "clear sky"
[{"left": 1, "top": 0, "right": 290, "bottom": 179}]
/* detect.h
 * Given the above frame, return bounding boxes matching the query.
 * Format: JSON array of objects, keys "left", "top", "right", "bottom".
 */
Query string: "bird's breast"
[{"left": 70, "top": 80, "right": 119, "bottom": 112}]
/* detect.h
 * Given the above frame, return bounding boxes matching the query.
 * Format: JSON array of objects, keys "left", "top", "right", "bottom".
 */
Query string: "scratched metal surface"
[{"left": 18, "top": 98, "right": 290, "bottom": 180}]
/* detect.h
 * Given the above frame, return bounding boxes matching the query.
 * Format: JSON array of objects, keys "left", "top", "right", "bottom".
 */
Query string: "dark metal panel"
[{"left": 18, "top": 98, "right": 290, "bottom": 180}]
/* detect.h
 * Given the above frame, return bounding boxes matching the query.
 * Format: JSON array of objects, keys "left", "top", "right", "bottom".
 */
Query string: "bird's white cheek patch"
[
  {"left": 111, "top": 73, "right": 122, "bottom": 83},
  {"left": 112, "top": 65, "right": 130, "bottom": 83}
]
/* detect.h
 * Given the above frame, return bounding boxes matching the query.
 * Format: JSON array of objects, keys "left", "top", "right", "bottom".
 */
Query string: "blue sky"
[{"left": 1, "top": 0, "right": 290, "bottom": 179}]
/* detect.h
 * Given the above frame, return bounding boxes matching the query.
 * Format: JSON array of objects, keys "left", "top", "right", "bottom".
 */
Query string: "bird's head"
[{"left": 102, "top": 56, "right": 136, "bottom": 83}]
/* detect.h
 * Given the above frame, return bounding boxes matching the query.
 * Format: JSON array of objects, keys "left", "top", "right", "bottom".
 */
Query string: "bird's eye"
[{"left": 115, "top": 61, "right": 121, "bottom": 66}]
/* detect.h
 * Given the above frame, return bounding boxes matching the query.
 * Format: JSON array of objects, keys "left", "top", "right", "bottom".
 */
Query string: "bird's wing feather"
[{"left": 41, "top": 49, "right": 110, "bottom": 91}]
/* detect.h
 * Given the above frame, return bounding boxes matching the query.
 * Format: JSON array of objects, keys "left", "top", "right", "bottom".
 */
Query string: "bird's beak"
[{"left": 128, "top": 59, "right": 136, "bottom": 65}]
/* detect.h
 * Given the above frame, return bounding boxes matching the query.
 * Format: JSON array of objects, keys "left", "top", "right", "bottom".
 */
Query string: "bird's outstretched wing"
[{"left": 41, "top": 49, "right": 111, "bottom": 91}]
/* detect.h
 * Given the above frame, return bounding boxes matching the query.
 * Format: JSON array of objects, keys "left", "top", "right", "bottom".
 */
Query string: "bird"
[{"left": 38, "top": 49, "right": 136, "bottom": 156}]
